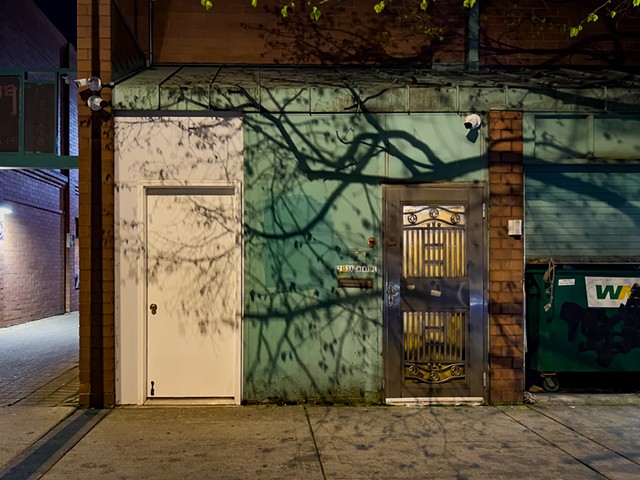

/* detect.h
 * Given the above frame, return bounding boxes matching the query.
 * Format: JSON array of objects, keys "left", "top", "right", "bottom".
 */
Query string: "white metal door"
[{"left": 146, "top": 187, "right": 240, "bottom": 400}]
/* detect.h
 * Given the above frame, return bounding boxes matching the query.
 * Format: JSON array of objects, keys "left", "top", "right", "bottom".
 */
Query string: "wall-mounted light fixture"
[
  {"left": 0, "top": 206, "right": 10, "bottom": 242},
  {"left": 508, "top": 219, "right": 522, "bottom": 238}
]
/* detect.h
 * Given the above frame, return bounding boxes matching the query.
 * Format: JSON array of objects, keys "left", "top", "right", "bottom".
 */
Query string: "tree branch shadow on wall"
[
  {"left": 480, "top": 0, "right": 640, "bottom": 67},
  {"left": 114, "top": 74, "right": 640, "bottom": 403},
  {"left": 238, "top": 1, "right": 464, "bottom": 66},
  {"left": 115, "top": 81, "right": 487, "bottom": 403}
]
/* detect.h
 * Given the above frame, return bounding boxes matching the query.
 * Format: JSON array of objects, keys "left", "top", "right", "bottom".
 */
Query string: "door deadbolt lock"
[
  {"left": 150, "top": 303, "right": 157, "bottom": 315},
  {"left": 386, "top": 283, "right": 398, "bottom": 307}
]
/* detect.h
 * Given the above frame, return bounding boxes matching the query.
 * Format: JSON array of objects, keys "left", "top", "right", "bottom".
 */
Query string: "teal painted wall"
[{"left": 243, "top": 113, "right": 486, "bottom": 402}]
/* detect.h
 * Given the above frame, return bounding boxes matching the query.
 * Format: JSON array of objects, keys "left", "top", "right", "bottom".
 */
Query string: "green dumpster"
[{"left": 526, "top": 265, "right": 640, "bottom": 392}]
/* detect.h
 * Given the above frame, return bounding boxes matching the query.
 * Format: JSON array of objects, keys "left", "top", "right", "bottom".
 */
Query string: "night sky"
[{"left": 34, "top": 0, "right": 77, "bottom": 46}]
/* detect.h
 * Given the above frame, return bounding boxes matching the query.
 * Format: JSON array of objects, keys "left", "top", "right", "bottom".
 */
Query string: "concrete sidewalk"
[
  {"left": 0, "top": 312, "right": 79, "bottom": 474},
  {"left": 2, "top": 314, "right": 640, "bottom": 479},
  {"left": 1, "top": 397, "right": 639, "bottom": 480},
  {"left": 0, "top": 313, "right": 78, "bottom": 407}
]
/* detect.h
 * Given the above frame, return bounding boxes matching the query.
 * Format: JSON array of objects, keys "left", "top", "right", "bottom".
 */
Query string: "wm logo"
[
  {"left": 586, "top": 277, "right": 636, "bottom": 308},
  {"left": 595, "top": 284, "right": 632, "bottom": 301}
]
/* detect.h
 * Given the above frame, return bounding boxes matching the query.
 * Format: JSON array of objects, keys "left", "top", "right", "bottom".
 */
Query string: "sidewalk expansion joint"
[
  {"left": 526, "top": 404, "right": 640, "bottom": 468},
  {"left": 0, "top": 408, "right": 111, "bottom": 480},
  {"left": 303, "top": 405, "right": 327, "bottom": 480},
  {"left": 497, "top": 406, "right": 633, "bottom": 480},
  {"left": 496, "top": 407, "right": 607, "bottom": 479}
]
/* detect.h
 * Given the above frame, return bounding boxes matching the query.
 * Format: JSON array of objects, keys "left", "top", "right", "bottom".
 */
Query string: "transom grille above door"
[{"left": 402, "top": 205, "right": 466, "bottom": 279}]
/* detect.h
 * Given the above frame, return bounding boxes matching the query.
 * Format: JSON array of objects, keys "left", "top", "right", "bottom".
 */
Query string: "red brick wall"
[
  {"left": 0, "top": 0, "right": 78, "bottom": 158},
  {"left": 0, "top": 170, "right": 68, "bottom": 328},
  {"left": 66, "top": 169, "right": 79, "bottom": 313},
  {"left": 117, "top": 0, "right": 150, "bottom": 46},
  {"left": 111, "top": 0, "right": 147, "bottom": 80},
  {"left": 488, "top": 110, "right": 525, "bottom": 403},
  {"left": 0, "top": 1, "right": 72, "bottom": 68},
  {"left": 148, "top": 0, "right": 640, "bottom": 67},
  {"left": 0, "top": 0, "right": 78, "bottom": 328},
  {"left": 152, "top": 0, "right": 465, "bottom": 65},
  {"left": 480, "top": 0, "right": 640, "bottom": 66}
]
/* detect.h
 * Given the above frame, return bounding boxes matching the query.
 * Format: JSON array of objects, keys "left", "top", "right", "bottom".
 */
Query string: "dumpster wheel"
[{"left": 542, "top": 375, "right": 560, "bottom": 393}]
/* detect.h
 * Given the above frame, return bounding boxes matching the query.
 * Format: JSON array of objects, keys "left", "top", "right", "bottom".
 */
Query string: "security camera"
[
  {"left": 74, "top": 77, "right": 102, "bottom": 91},
  {"left": 464, "top": 114, "right": 482, "bottom": 130},
  {"left": 87, "top": 95, "right": 109, "bottom": 111}
]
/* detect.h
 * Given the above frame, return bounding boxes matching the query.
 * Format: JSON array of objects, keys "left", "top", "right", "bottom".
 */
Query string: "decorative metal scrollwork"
[
  {"left": 404, "top": 362, "right": 465, "bottom": 384},
  {"left": 403, "top": 205, "right": 466, "bottom": 229}
]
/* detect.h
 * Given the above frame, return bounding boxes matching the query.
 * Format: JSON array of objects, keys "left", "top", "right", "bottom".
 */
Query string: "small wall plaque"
[{"left": 338, "top": 277, "right": 374, "bottom": 289}]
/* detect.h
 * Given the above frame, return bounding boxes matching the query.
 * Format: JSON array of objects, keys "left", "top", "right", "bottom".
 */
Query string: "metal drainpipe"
[
  {"left": 467, "top": 0, "right": 480, "bottom": 71},
  {"left": 148, "top": 0, "right": 154, "bottom": 67}
]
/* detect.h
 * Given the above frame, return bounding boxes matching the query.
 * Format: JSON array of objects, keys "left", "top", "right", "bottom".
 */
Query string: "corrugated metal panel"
[
  {"left": 524, "top": 114, "right": 640, "bottom": 163},
  {"left": 525, "top": 165, "right": 640, "bottom": 261},
  {"left": 112, "top": 66, "right": 640, "bottom": 113}
]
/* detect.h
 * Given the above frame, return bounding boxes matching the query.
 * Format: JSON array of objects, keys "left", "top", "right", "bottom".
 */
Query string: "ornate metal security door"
[{"left": 384, "top": 185, "right": 486, "bottom": 400}]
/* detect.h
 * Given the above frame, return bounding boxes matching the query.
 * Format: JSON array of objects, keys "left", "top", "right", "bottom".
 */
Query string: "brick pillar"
[
  {"left": 488, "top": 110, "right": 525, "bottom": 403},
  {"left": 78, "top": 0, "right": 115, "bottom": 407}
]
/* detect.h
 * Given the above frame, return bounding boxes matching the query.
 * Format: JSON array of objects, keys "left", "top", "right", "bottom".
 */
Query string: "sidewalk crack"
[{"left": 303, "top": 405, "right": 327, "bottom": 480}]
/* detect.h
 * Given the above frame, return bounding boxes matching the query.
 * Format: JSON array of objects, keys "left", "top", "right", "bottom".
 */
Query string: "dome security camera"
[
  {"left": 87, "top": 95, "right": 108, "bottom": 111},
  {"left": 464, "top": 114, "right": 482, "bottom": 130}
]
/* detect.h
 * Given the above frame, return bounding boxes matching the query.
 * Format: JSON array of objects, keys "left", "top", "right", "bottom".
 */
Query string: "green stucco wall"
[{"left": 243, "top": 113, "right": 486, "bottom": 403}]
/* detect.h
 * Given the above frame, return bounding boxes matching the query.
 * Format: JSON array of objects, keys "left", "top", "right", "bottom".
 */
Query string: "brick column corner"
[
  {"left": 488, "top": 110, "right": 525, "bottom": 403},
  {"left": 78, "top": 0, "right": 115, "bottom": 408}
]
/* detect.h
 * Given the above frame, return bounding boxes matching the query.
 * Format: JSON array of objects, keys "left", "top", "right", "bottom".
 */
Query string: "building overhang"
[{"left": 112, "top": 66, "right": 640, "bottom": 114}]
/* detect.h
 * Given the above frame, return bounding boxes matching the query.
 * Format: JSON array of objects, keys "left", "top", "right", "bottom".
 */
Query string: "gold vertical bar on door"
[
  {"left": 445, "top": 229, "right": 450, "bottom": 278},
  {"left": 402, "top": 229, "right": 407, "bottom": 278},
  {"left": 445, "top": 312, "right": 450, "bottom": 361},
  {"left": 418, "top": 228, "right": 423, "bottom": 277},
  {"left": 403, "top": 312, "right": 408, "bottom": 362},
  {"left": 438, "top": 227, "right": 443, "bottom": 278},
  {"left": 415, "top": 229, "right": 420, "bottom": 278},
  {"left": 439, "top": 313, "right": 443, "bottom": 362},
  {"left": 428, "top": 227, "right": 433, "bottom": 277},
  {"left": 420, "top": 312, "right": 424, "bottom": 363}
]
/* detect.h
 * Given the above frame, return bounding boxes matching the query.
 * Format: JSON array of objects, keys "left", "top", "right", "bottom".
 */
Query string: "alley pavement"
[
  {"left": 0, "top": 313, "right": 78, "bottom": 407},
  {"left": 2, "top": 314, "right": 640, "bottom": 479}
]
